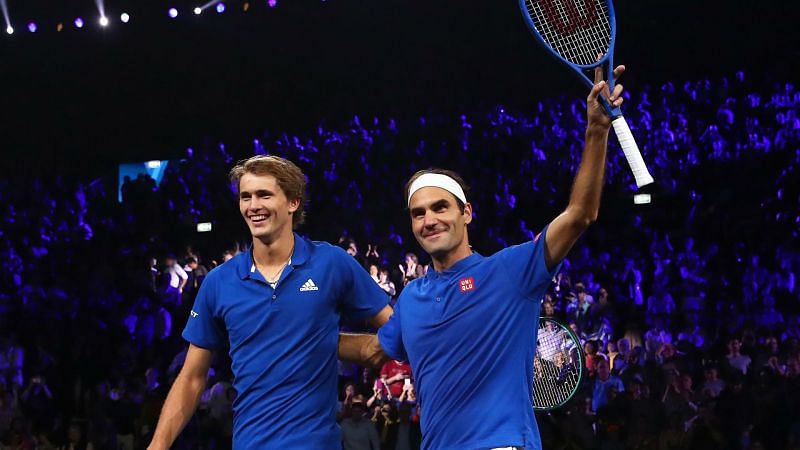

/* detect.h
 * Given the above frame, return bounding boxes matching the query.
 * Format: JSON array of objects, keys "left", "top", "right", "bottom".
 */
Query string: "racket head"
[
  {"left": 532, "top": 317, "right": 584, "bottom": 411},
  {"left": 519, "top": 0, "right": 617, "bottom": 69},
  {"left": 519, "top": 0, "right": 618, "bottom": 89}
]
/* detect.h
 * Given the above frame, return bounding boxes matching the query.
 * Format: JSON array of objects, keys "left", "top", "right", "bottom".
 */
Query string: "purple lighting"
[
  {"left": 216, "top": 3, "right": 226, "bottom": 13},
  {"left": 168, "top": 8, "right": 179, "bottom": 18},
  {"left": 74, "top": 18, "right": 84, "bottom": 28},
  {"left": 268, "top": 0, "right": 277, "bottom": 7},
  {"left": 27, "top": 22, "right": 37, "bottom": 33}
]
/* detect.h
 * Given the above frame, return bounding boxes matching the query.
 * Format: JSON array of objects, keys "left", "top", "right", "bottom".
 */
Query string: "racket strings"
[
  {"left": 533, "top": 321, "right": 581, "bottom": 409},
  {"left": 526, "top": 0, "right": 611, "bottom": 66}
]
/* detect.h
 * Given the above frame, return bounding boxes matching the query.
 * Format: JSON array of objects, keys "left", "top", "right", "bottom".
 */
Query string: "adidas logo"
[{"left": 299, "top": 279, "right": 319, "bottom": 292}]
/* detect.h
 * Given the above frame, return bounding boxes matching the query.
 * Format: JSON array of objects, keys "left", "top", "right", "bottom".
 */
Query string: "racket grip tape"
[{"left": 611, "top": 117, "right": 654, "bottom": 188}]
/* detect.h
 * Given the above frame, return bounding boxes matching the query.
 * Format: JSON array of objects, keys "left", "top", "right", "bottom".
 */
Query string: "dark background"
[{"left": 2, "top": 0, "right": 799, "bottom": 176}]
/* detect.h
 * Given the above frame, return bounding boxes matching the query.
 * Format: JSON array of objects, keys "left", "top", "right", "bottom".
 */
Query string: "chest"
[
  {"left": 399, "top": 267, "right": 531, "bottom": 357},
  {"left": 217, "top": 266, "right": 341, "bottom": 338}
]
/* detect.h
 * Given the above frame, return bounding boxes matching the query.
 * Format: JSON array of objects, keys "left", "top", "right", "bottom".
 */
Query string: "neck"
[
  {"left": 431, "top": 242, "right": 472, "bottom": 272},
  {"left": 252, "top": 230, "right": 295, "bottom": 266}
]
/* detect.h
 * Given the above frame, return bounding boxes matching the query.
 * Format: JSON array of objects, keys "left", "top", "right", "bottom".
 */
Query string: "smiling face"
[
  {"left": 238, "top": 173, "right": 299, "bottom": 243},
  {"left": 408, "top": 187, "right": 472, "bottom": 268}
]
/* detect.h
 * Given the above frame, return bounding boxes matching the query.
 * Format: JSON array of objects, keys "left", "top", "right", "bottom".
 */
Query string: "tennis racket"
[
  {"left": 533, "top": 317, "right": 584, "bottom": 411},
  {"left": 518, "top": 0, "right": 654, "bottom": 188}
]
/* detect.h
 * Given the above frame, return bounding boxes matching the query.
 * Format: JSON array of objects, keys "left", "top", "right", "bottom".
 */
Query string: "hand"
[{"left": 587, "top": 65, "right": 625, "bottom": 132}]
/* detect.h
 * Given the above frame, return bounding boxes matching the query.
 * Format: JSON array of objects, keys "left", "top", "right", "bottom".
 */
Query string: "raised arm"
[
  {"left": 148, "top": 344, "right": 213, "bottom": 450},
  {"left": 544, "top": 65, "right": 625, "bottom": 270}
]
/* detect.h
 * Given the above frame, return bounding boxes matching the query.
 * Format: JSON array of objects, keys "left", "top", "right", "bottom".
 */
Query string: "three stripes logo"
[{"left": 299, "top": 279, "right": 319, "bottom": 292}]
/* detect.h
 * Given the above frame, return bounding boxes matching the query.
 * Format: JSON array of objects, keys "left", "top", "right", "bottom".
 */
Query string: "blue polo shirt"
[
  {"left": 183, "top": 234, "right": 388, "bottom": 449},
  {"left": 378, "top": 227, "right": 560, "bottom": 450}
]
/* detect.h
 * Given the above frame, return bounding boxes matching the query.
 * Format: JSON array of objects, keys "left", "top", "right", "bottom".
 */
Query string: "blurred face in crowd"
[
  {"left": 351, "top": 403, "right": 366, "bottom": 421},
  {"left": 765, "top": 336, "right": 779, "bottom": 353},
  {"left": 238, "top": 173, "right": 299, "bottom": 244},
  {"left": 728, "top": 339, "right": 742, "bottom": 354},
  {"left": 408, "top": 188, "right": 472, "bottom": 265},
  {"left": 627, "top": 382, "right": 641, "bottom": 399},
  {"left": 596, "top": 359, "right": 610, "bottom": 381},
  {"left": 680, "top": 374, "right": 693, "bottom": 391},
  {"left": 534, "top": 357, "right": 544, "bottom": 377},
  {"left": 543, "top": 301, "right": 555, "bottom": 316},
  {"left": 369, "top": 265, "right": 379, "bottom": 277},
  {"left": 68, "top": 424, "right": 82, "bottom": 443}
]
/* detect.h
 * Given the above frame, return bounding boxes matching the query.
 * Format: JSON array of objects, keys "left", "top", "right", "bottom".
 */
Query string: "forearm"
[
  {"left": 339, "top": 333, "right": 389, "bottom": 368},
  {"left": 566, "top": 128, "right": 609, "bottom": 223},
  {"left": 148, "top": 373, "right": 207, "bottom": 450}
]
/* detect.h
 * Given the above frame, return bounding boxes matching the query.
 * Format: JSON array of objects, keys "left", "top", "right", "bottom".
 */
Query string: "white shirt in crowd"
[{"left": 168, "top": 264, "right": 188, "bottom": 289}]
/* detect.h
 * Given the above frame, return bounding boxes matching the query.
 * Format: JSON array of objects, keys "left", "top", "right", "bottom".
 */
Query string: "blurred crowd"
[{"left": 1, "top": 72, "right": 799, "bottom": 449}]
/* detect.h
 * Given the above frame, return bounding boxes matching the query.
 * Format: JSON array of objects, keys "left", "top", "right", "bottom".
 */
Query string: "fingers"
[
  {"left": 609, "top": 84, "right": 624, "bottom": 107},
  {"left": 612, "top": 65, "right": 625, "bottom": 80},
  {"left": 588, "top": 80, "right": 606, "bottom": 102},
  {"left": 594, "top": 66, "right": 603, "bottom": 84}
]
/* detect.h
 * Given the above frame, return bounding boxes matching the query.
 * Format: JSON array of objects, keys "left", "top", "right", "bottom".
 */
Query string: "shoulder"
[
  {"left": 203, "top": 254, "right": 244, "bottom": 285},
  {"left": 298, "top": 236, "right": 354, "bottom": 263}
]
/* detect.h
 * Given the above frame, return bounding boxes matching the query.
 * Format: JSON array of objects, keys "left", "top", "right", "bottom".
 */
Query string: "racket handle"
[{"left": 611, "top": 116, "right": 654, "bottom": 188}]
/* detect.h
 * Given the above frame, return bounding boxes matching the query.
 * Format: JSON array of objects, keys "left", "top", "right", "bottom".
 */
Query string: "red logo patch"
[{"left": 459, "top": 277, "right": 475, "bottom": 293}]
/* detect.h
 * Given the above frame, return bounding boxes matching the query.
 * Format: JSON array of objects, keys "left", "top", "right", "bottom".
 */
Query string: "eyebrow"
[{"left": 240, "top": 189, "right": 275, "bottom": 198}]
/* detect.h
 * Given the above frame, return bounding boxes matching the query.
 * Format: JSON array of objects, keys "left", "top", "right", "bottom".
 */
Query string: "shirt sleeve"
[
  {"left": 497, "top": 224, "right": 562, "bottom": 300},
  {"left": 337, "top": 249, "right": 390, "bottom": 322},
  {"left": 175, "top": 264, "right": 189, "bottom": 280},
  {"left": 182, "top": 275, "right": 226, "bottom": 349},
  {"left": 378, "top": 305, "right": 408, "bottom": 362}
]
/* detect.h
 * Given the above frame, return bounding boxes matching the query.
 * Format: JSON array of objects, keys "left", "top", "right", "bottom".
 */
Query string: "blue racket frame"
[{"left": 518, "top": 0, "right": 622, "bottom": 119}]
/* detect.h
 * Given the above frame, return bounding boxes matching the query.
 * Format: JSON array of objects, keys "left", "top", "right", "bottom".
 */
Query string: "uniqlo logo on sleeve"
[{"left": 459, "top": 277, "right": 475, "bottom": 293}]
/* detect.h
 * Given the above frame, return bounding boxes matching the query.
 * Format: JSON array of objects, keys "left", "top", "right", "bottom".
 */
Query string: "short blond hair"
[{"left": 229, "top": 155, "right": 307, "bottom": 229}]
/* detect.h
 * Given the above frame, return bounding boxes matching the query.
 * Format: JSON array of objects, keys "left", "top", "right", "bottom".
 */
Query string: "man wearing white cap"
[{"left": 340, "top": 65, "right": 627, "bottom": 450}]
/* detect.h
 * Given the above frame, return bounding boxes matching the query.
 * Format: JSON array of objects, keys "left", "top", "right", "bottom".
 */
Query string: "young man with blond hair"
[{"left": 149, "top": 155, "right": 392, "bottom": 449}]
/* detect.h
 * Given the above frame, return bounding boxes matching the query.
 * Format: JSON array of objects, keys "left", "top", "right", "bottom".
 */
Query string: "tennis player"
[
  {"left": 148, "top": 156, "right": 392, "bottom": 449},
  {"left": 341, "top": 66, "right": 625, "bottom": 450}
]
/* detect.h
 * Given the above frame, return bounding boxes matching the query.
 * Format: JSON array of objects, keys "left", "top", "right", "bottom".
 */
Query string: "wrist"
[{"left": 585, "top": 126, "right": 610, "bottom": 139}]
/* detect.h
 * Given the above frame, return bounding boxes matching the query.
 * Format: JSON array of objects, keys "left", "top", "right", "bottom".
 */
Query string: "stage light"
[
  {"left": 168, "top": 8, "right": 178, "bottom": 18},
  {"left": 27, "top": 22, "right": 36, "bottom": 32},
  {"left": 74, "top": 17, "right": 84, "bottom": 28},
  {"left": 146, "top": 160, "right": 162, "bottom": 169},
  {"left": 197, "top": 222, "right": 212, "bottom": 232},
  {"left": 633, "top": 194, "right": 652, "bottom": 205},
  {"left": 216, "top": 2, "right": 226, "bottom": 13},
  {"left": 268, "top": 0, "right": 277, "bottom": 7},
  {"left": 194, "top": 7, "right": 202, "bottom": 15},
  {"left": 120, "top": 13, "right": 130, "bottom": 23},
  {"left": 99, "top": 16, "right": 109, "bottom": 26},
  {"left": 5, "top": 25, "right": 12, "bottom": 35}
]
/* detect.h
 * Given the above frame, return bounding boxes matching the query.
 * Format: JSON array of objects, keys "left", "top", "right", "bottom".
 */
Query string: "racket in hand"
[
  {"left": 518, "top": 0, "right": 654, "bottom": 188},
  {"left": 533, "top": 317, "right": 584, "bottom": 411}
]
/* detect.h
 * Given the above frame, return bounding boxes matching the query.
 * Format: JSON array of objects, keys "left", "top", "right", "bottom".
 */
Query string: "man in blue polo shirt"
[
  {"left": 148, "top": 156, "right": 392, "bottom": 449},
  {"left": 371, "top": 67, "right": 628, "bottom": 449}
]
